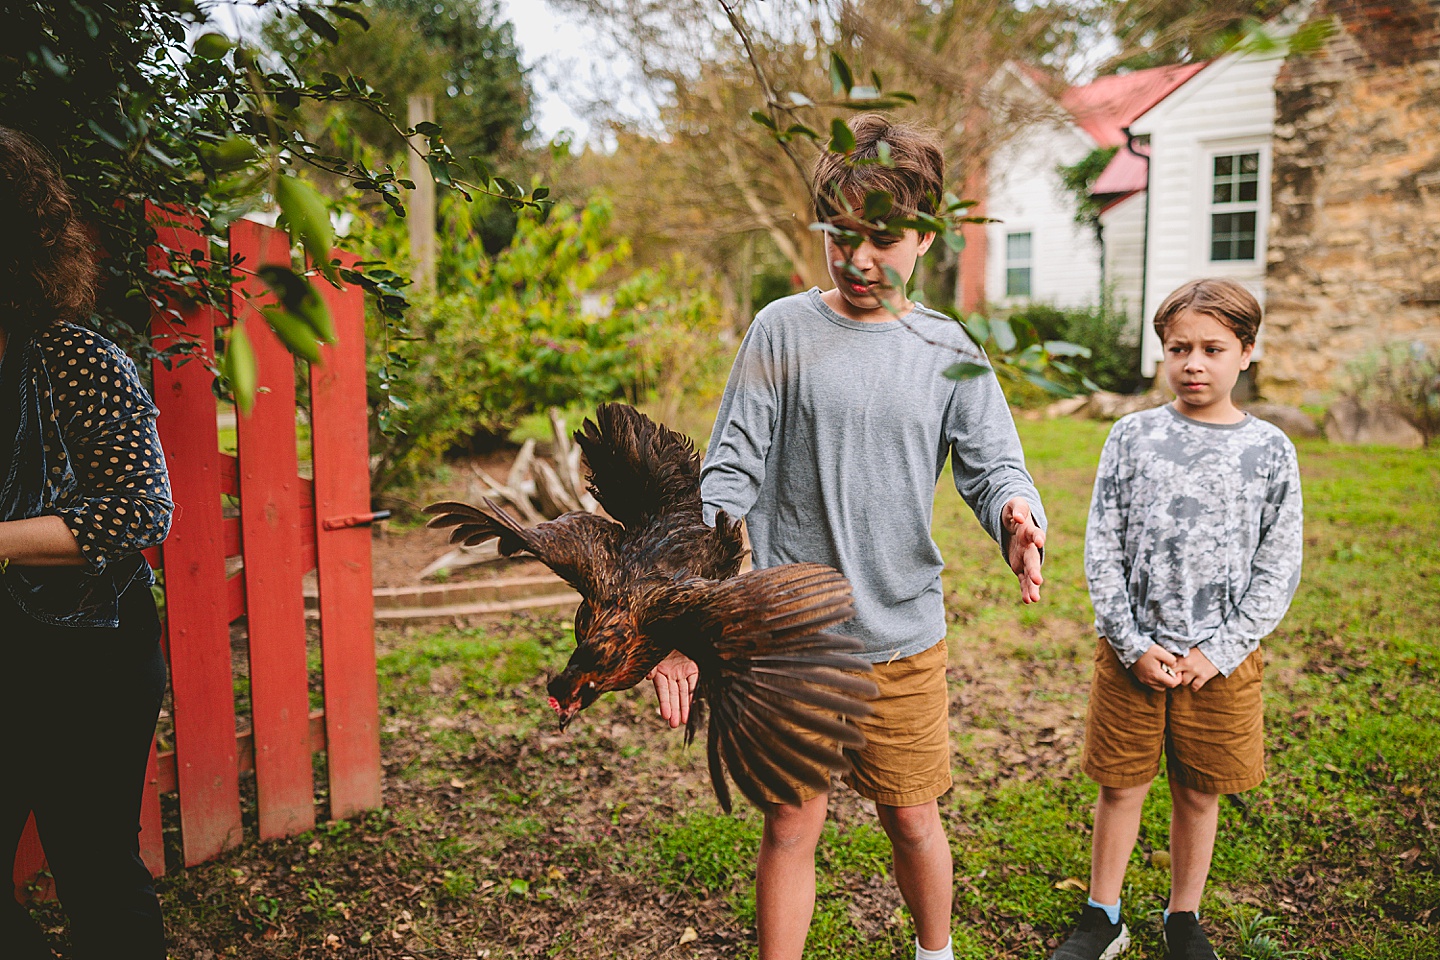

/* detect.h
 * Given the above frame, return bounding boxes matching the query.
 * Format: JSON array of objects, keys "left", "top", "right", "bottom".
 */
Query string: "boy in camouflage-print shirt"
[{"left": 1052, "top": 279, "right": 1303, "bottom": 960}]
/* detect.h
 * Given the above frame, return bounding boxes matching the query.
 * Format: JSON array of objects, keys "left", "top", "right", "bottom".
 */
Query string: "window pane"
[
  {"left": 1214, "top": 155, "right": 1233, "bottom": 176},
  {"left": 1211, "top": 238, "right": 1229, "bottom": 260},
  {"left": 1237, "top": 238, "right": 1256, "bottom": 260},
  {"left": 1006, "top": 267, "right": 1031, "bottom": 297},
  {"left": 1239, "top": 152, "right": 1259, "bottom": 174},
  {"left": 1211, "top": 212, "right": 1258, "bottom": 261},
  {"left": 1006, "top": 232, "right": 1031, "bottom": 261},
  {"left": 1214, "top": 183, "right": 1233, "bottom": 204},
  {"left": 1238, "top": 180, "right": 1258, "bottom": 202}
]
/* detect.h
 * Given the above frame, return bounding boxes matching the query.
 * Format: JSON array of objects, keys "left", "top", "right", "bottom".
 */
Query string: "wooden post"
[{"left": 407, "top": 94, "right": 437, "bottom": 295}]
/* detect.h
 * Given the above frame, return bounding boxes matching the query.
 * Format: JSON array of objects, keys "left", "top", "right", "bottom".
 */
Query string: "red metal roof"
[{"left": 1060, "top": 62, "right": 1208, "bottom": 147}]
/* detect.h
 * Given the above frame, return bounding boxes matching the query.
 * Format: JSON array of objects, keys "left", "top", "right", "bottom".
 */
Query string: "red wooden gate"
[{"left": 11, "top": 210, "right": 382, "bottom": 899}]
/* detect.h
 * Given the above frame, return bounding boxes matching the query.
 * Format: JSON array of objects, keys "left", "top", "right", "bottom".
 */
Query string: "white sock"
[{"left": 916, "top": 937, "right": 954, "bottom": 960}]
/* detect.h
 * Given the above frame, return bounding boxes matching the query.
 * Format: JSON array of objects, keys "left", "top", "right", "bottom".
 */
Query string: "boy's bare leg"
[
  {"left": 757, "top": 795, "right": 828, "bottom": 960},
  {"left": 1089, "top": 783, "right": 1151, "bottom": 905},
  {"left": 876, "top": 800, "right": 952, "bottom": 950},
  {"left": 1167, "top": 780, "right": 1220, "bottom": 913}
]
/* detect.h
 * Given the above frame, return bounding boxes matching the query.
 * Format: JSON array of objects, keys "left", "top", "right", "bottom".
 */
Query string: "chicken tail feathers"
[
  {"left": 573, "top": 403, "right": 701, "bottom": 529},
  {"left": 422, "top": 499, "right": 532, "bottom": 555},
  {"left": 663, "top": 563, "right": 879, "bottom": 813}
]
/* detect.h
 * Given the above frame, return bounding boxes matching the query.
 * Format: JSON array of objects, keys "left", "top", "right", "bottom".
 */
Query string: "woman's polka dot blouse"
[{"left": 37, "top": 326, "right": 173, "bottom": 573}]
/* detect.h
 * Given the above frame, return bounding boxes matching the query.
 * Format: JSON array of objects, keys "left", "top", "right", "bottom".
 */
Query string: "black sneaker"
[
  {"left": 1164, "top": 911, "right": 1219, "bottom": 960},
  {"left": 1050, "top": 904, "right": 1131, "bottom": 960}
]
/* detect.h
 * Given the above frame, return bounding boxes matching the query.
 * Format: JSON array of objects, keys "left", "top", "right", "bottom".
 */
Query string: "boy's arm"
[
  {"left": 1192, "top": 442, "right": 1304, "bottom": 679},
  {"left": 698, "top": 320, "right": 780, "bottom": 527},
  {"left": 946, "top": 366, "right": 1048, "bottom": 576},
  {"left": 1084, "top": 423, "right": 1153, "bottom": 668}
]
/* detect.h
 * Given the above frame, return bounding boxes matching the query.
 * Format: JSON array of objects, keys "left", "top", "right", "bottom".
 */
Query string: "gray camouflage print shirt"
[{"left": 1084, "top": 404, "right": 1303, "bottom": 676}]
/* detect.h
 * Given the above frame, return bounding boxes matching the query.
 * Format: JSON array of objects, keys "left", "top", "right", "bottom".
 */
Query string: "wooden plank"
[
  {"left": 231, "top": 218, "right": 316, "bottom": 840},
  {"left": 223, "top": 506, "right": 317, "bottom": 564},
  {"left": 309, "top": 252, "right": 383, "bottom": 819},
  {"left": 148, "top": 205, "right": 244, "bottom": 866}
]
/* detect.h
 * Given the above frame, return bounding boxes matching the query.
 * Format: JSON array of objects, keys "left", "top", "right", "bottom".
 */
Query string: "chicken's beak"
[{"left": 549, "top": 695, "right": 580, "bottom": 731}]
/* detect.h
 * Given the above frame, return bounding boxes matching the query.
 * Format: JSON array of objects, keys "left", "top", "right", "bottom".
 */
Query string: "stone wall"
[{"left": 1262, "top": 0, "right": 1440, "bottom": 404}]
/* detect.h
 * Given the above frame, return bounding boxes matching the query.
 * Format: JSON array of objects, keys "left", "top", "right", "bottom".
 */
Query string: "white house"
[
  {"left": 1125, "top": 49, "right": 1289, "bottom": 374},
  {"left": 971, "top": 62, "right": 1203, "bottom": 322},
  {"left": 976, "top": 44, "right": 1295, "bottom": 377}
]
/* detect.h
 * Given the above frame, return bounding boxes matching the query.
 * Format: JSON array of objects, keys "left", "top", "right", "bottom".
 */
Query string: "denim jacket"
[{"left": 1, "top": 322, "right": 173, "bottom": 627}]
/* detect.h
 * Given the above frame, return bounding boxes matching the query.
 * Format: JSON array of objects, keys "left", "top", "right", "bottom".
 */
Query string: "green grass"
[{"left": 137, "top": 422, "right": 1438, "bottom": 960}]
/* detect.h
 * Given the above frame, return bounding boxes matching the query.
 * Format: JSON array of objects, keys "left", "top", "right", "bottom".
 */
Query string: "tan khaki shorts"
[
  {"left": 1082, "top": 638, "right": 1265, "bottom": 794},
  {"left": 759, "top": 639, "right": 953, "bottom": 808}
]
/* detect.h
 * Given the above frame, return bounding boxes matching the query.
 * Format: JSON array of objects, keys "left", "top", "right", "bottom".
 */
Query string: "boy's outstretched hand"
[
  {"left": 1133, "top": 644, "right": 1183, "bottom": 691},
  {"left": 1002, "top": 497, "right": 1046, "bottom": 604},
  {"left": 647, "top": 649, "right": 698, "bottom": 728}
]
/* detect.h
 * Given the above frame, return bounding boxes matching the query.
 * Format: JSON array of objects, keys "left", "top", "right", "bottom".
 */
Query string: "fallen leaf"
[
  {"left": 547, "top": 866, "right": 566, "bottom": 880},
  {"left": 1151, "top": 850, "right": 1172, "bottom": 871},
  {"left": 679, "top": 926, "right": 699, "bottom": 945},
  {"left": 1054, "top": 877, "right": 1087, "bottom": 892},
  {"left": 450, "top": 778, "right": 468, "bottom": 790}
]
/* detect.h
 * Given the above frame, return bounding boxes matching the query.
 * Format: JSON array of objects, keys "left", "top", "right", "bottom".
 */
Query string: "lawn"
[{"left": 37, "top": 418, "right": 1437, "bottom": 959}]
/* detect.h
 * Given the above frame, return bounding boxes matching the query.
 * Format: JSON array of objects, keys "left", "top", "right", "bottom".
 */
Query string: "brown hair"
[
  {"left": 1152, "top": 278, "right": 1262, "bottom": 348},
  {"left": 812, "top": 114, "right": 945, "bottom": 223},
  {"left": 0, "top": 127, "right": 99, "bottom": 337}
]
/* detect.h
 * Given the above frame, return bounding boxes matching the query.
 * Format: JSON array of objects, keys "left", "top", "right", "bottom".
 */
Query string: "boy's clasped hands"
[{"left": 1132, "top": 643, "right": 1220, "bottom": 691}]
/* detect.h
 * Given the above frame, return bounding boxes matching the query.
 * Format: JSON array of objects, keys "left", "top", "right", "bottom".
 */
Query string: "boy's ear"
[
  {"left": 916, "top": 231, "right": 936, "bottom": 256},
  {"left": 1240, "top": 341, "right": 1256, "bottom": 369}
]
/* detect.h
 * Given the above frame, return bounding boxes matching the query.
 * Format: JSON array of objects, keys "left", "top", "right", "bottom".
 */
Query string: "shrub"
[
  {"left": 1338, "top": 341, "right": 1440, "bottom": 443},
  {"left": 1003, "top": 299, "right": 1142, "bottom": 394},
  {"left": 365, "top": 197, "right": 729, "bottom": 489}
]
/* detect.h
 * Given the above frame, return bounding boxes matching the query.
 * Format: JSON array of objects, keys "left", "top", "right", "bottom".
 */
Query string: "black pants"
[{"left": 1, "top": 580, "right": 167, "bottom": 959}]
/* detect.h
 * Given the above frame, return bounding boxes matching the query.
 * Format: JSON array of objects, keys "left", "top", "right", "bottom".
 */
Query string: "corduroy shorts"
[
  {"left": 1082, "top": 638, "right": 1265, "bottom": 794},
  {"left": 762, "top": 639, "right": 953, "bottom": 808}
]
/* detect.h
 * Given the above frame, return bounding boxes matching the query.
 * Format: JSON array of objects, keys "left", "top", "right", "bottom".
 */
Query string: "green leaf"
[
  {"left": 225, "top": 322, "right": 257, "bottom": 414},
  {"left": 944, "top": 361, "right": 991, "bottom": 381},
  {"left": 829, "top": 52, "right": 854, "bottom": 96},
  {"left": 199, "top": 136, "right": 259, "bottom": 172},
  {"left": 256, "top": 264, "right": 336, "bottom": 344},
  {"left": 191, "top": 32, "right": 233, "bottom": 60},
  {"left": 943, "top": 229, "right": 966, "bottom": 253},
  {"left": 991, "top": 317, "right": 1018, "bottom": 352},
  {"left": 1023, "top": 370, "right": 1073, "bottom": 396},
  {"left": 829, "top": 118, "right": 855, "bottom": 154},
  {"left": 297, "top": 7, "right": 340, "bottom": 44},
  {"left": 425, "top": 154, "right": 454, "bottom": 188},
  {"left": 274, "top": 175, "right": 336, "bottom": 281},
  {"left": 326, "top": 5, "right": 370, "bottom": 29},
  {"left": 260, "top": 305, "right": 323, "bottom": 363},
  {"left": 876, "top": 140, "right": 893, "bottom": 167},
  {"left": 750, "top": 109, "right": 777, "bottom": 130},
  {"left": 862, "top": 190, "right": 893, "bottom": 221},
  {"left": 1043, "top": 340, "right": 1093, "bottom": 359},
  {"left": 531, "top": 186, "right": 550, "bottom": 201},
  {"left": 412, "top": 121, "right": 442, "bottom": 137},
  {"left": 963, "top": 316, "right": 990, "bottom": 343}
]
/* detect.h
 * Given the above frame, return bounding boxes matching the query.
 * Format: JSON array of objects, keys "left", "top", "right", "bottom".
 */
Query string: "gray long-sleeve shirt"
[
  {"left": 700, "top": 289, "right": 1047, "bottom": 663},
  {"left": 1085, "top": 405, "right": 1304, "bottom": 677}
]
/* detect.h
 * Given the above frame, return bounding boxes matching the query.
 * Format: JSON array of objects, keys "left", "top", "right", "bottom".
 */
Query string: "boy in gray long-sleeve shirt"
[
  {"left": 647, "top": 115, "right": 1047, "bottom": 960},
  {"left": 1052, "top": 279, "right": 1303, "bottom": 960}
]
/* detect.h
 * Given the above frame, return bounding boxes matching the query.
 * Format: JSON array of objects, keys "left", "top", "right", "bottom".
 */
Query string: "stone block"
[
  {"left": 1323, "top": 397, "right": 1426, "bottom": 448},
  {"left": 1245, "top": 403, "right": 1322, "bottom": 438}
]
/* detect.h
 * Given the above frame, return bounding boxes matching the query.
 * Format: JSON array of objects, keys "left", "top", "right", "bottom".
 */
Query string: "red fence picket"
[{"left": 12, "top": 209, "right": 381, "bottom": 902}]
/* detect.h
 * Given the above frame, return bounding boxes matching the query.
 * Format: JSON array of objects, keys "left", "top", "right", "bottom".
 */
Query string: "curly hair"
[{"left": 0, "top": 127, "right": 99, "bottom": 337}]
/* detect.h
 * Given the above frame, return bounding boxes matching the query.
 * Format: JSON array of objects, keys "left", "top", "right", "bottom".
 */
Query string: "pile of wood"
[{"left": 419, "top": 409, "right": 597, "bottom": 580}]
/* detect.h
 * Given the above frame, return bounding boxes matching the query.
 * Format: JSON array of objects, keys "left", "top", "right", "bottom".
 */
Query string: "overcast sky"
[{"left": 497, "top": 0, "right": 645, "bottom": 147}]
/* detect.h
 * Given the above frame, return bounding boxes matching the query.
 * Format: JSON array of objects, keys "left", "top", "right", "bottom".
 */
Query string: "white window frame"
[
  {"left": 1005, "top": 230, "right": 1033, "bottom": 298},
  {"left": 1196, "top": 140, "right": 1270, "bottom": 273}
]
